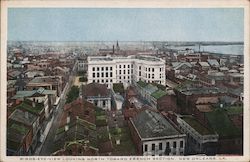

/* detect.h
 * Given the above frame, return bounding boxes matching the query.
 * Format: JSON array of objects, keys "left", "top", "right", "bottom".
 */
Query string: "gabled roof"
[
  {"left": 199, "top": 62, "right": 210, "bottom": 67},
  {"left": 82, "top": 83, "right": 109, "bottom": 97},
  {"left": 9, "top": 109, "right": 37, "bottom": 126},
  {"left": 207, "top": 59, "right": 220, "bottom": 67}
]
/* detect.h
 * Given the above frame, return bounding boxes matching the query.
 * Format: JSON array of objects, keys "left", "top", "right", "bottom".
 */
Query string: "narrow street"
[{"left": 37, "top": 62, "right": 77, "bottom": 156}]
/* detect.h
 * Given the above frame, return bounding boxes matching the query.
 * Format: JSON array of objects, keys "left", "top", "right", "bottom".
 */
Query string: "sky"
[{"left": 8, "top": 8, "right": 244, "bottom": 42}]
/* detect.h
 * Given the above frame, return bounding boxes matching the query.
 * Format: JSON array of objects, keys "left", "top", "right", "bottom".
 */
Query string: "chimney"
[
  {"left": 25, "top": 111, "right": 29, "bottom": 119},
  {"left": 65, "top": 125, "right": 69, "bottom": 132},
  {"left": 32, "top": 101, "right": 35, "bottom": 108},
  {"left": 67, "top": 111, "right": 71, "bottom": 124}
]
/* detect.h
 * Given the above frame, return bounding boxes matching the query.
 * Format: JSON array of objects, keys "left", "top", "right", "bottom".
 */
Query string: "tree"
[{"left": 66, "top": 86, "right": 79, "bottom": 103}]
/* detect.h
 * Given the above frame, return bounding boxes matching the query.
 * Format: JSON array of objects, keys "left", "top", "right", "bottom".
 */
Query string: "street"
[{"left": 37, "top": 62, "right": 77, "bottom": 155}]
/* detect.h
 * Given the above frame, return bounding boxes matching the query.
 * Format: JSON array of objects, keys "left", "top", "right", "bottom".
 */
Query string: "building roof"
[
  {"left": 151, "top": 89, "right": 167, "bottom": 100},
  {"left": 55, "top": 118, "right": 97, "bottom": 149},
  {"left": 207, "top": 59, "right": 220, "bottom": 67},
  {"left": 14, "top": 100, "right": 44, "bottom": 115},
  {"left": 196, "top": 105, "right": 213, "bottom": 112},
  {"left": 205, "top": 108, "right": 241, "bottom": 138},
  {"left": 131, "top": 109, "right": 182, "bottom": 139},
  {"left": 196, "top": 97, "right": 219, "bottom": 105},
  {"left": 199, "top": 62, "right": 210, "bottom": 67},
  {"left": 173, "top": 62, "right": 192, "bottom": 70},
  {"left": 181, "top": 116, "right": 215, "bottom": 135},
  {"left": 82, "top": 83, "right": 110, "bottom": 98},
  {"left": 9, "top": 109, "right": 37, "bottom": 126},
  {"left": 12, "top": 88, "right": 56, "bottom": 99},
  {"left": 144, "top": 84, "right": 158, "bottom": 94},
  {"left": 7, "top": 122, "right": 30, "bottom": 152},
  {"left": 137, "top": 81, "right": 148, "bottom": 88},
  {"left": 62, "top": 98, "right": 96, "bottom": 126}
]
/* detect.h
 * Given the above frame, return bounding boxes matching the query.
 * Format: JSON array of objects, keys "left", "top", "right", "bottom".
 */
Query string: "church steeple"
[{"left": 116, "top": 40, "right": 120, "bottom": 51}]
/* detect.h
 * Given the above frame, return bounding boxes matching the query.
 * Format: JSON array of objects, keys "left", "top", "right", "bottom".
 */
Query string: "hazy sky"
[{"left": 8, "top": 8, "right": 244, "bottom": 42}]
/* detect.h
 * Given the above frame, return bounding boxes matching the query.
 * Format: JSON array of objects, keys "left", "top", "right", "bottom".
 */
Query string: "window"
[
  {"left": 160, "top": 68, "right": 162, "bottom": 72},
  {"left": 101, "top": 72, "right": 104, "bottom": 77},
  {"left": 124, "top": 76, "right": 126, "bottom": 79},
  {"left": 119, "top": 70, "right": 121, "bottom": 74},
  {"left": 124, "top": 70, "right": 126, "bottom": 74},
  {"left": 180, "top": 141, "right": 183, "bottom": 148},
  {"left": 102, "top": 80, "right": 104, "bottom": 83},
  {"left": 139, "top": 71, "right": 141, "bottom": 76},
  {"left": 146, "top": 67, "right": 147, "bottom": 71},
  {"left": 106, "top": 79, "right": 108, "bottom": 83},
  {"left": 101, "top": 67, "right": 104, "bottom": 71},
  {"left": 97, "top": 67, "right": 99, "bottom": 71},
  {"left": 97, "top": 80, "right": 99, "bottom": 83},
  {"left": 110, "top": 72, "right": 113, "bottom": 77},
  {"left": 149, "top": 68, "right": 151, "bottom": 72},
  {"left": 124, "top": 65, "right": 126, "bottom": 68},
  {"left": 128, "top": 70, "right": 130, "bottom": 74},
  {"left": 110, "top": 79, "right": 113, "bottom": 83},
  {"left": 148, "top": 74, "right": 150, "bottom": 79},
  {"left": 145, "top": 144, "right": 148, "bottom": 152},
  {"left": 159, "top": 143, "right": 162, "bottom": 150},
  {"left": 128, "top": 76, "right": 130, "bottom": 79},
  {"left": 119, "top": 65, "right": 121, "bottom": 68},
  {"left": 106, "top": 72, "right": 108, "bottom": 77},
  {"left": 131, "top": 69, "right": 133, "bottom": 73},
  {"left": 97, "top": 73, "right": 100, "bottom": 77},
  {"left": 139, "top": 66, "right": 141, "bottom": 70},
  {"left": 93, "top": 80, "right": 95, "bottom": 83},
  {"left": 131, "top": 64, "right": 133, "bottom": 68},
  {"left": 110, "top": 67, "right": 112, "bottom": 70},
  {"left": 106, "top": 67, "right": 108, "bottom": 71},
  {"left": 166, "top": 142, "right": 169, "bottom": 148},
  {"left": 152, "top": 74, "right": 154, "bottom": 79},
  {"left": 152, "top": 144, "right": 155, "bottom": 151},
  {"left": 128, "top": 65, "right": 130, "bottom": 68},
  {"left": 119, "top": 76, "right": 121, "bottom": 79},
  {"left": 92, "top": 67, "right": 95, "bottom": 71},
  {"left": 152, "top": 68, "right": 154, "bottom": 72},
  {"left": 93, "top": 73, "right": 95, "bottom": 78},
  {"left": 103, "top": 100, "right": 106, "bottom": 107},
  {"left": 173, "top": 141, "right": 176, "bottom": 148}
]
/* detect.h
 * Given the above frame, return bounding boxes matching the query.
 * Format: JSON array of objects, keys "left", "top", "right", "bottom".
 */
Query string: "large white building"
[{"left": 87, "top": 55, "right": 166, "bottom": 88}]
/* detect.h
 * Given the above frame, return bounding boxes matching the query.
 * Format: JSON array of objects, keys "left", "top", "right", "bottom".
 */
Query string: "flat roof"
[
  {"left": 181, "top": 116, "right": 215, "bottom": 135},
  {"left": 131, "top": 109, "right": 182, "bottom": 139}
]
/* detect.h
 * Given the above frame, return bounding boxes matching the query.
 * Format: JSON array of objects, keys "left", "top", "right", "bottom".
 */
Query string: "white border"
[{"left": 1, "top": 0, "right": 249, "bottom": 162}]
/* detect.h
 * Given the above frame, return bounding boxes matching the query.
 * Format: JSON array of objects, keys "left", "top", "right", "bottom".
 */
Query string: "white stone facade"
[
  {"left": 87, "top": 55, "right": 166, "bottom": 88},
  {"left": 142, "top": 137, "right": 185, "bottom": 156}
]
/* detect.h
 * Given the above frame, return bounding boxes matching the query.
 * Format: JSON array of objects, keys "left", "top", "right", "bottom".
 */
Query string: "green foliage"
[
  {"left": 79, "top": 77, "right": 87, "bottom": 82},
  {"left": 113, "top": 83, "right": 125, "bottom": 94},
  {"left": 66, "top": 85, "right": 79, "bottom": 103}
]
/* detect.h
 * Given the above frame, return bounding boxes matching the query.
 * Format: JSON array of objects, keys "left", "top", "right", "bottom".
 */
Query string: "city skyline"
[{"left": 8, "top": 8, "right": 244, "bottom": 42}]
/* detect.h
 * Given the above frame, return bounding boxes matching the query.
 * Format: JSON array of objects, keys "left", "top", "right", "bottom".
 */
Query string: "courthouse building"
[{"left": 87, "top": 55, "right": 166, "bottom": 88}]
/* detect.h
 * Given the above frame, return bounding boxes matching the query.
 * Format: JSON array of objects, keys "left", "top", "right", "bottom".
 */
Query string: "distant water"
[{"left": 170, "top": 44, "right": 244, "bottom": 55}]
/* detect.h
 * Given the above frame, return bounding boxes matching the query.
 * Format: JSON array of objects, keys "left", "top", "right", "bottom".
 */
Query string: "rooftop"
[
  {"left": 131, "top": 109, "right": 182, "bottom": 139},
  {"left": 12, "top": 88, "right": 56, "bottom": 99},
  {"left": 205, "top": 108, "right": 241, "bottom": 138},
  {"left": 181, "top": 116, "right": 215, "bottom": 135},
  {"left": 151, "top": 89, "right": 167, "bottom": 100},
  {"left": 9, "top": 109, "right": 37, "bottom": 126},
  {"left": 82, "top": 83, "right": 110, "bottom": 98},
  {"left": 14, "top": 100, "right": 44, "bottom": 114}
]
